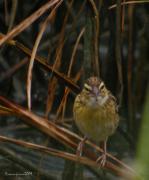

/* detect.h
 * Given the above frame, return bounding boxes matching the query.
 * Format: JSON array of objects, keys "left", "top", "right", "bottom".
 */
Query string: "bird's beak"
[{"left": 92, "top": 86, "right": 99, "bottom": 97}]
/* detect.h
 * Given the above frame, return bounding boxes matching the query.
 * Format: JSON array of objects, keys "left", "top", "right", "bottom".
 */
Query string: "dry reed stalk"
[
  {"left": 0, "top": 0, "right": 61, "bottom": 46},
  {"left": 45, "top": 0, "right": 74, "bottom": 117},
  {"left": 27, "top": 1, "right": 63, "bottom": 110}
]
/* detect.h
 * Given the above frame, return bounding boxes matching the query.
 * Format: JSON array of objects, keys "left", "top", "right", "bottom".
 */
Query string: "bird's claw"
[
  {"left": 76, "top": 137, "right": 87, "bottom": 156},
  {"left": 96, "top": 154, "right": 106, "bottom": 167},
  {"left": 76, "top": 141, "right": 83, "bottom": 156}
]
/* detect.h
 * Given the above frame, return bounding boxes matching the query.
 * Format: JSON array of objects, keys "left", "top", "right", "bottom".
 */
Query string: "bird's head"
[{"left": 82, "top": 76, "right": 109, "bottom": 107}]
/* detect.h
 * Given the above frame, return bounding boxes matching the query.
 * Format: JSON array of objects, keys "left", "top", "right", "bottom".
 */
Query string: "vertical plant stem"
[
  {"left": 8, "top": 0, "right": 18, "bottom": 32},
  {"left": 121, "top": 0, "right": 126, "bottom": 32},
  {"left": 116, "top": 0, "right": 123, "bottom": 106},
  {"left": 88, "top": 0, "right": 100, "bottom": 77},
  {"left": 45, "top": 0, "right": 74, "bottom": 117},
  {"left": 127, "top": 5, "right": 134, "bottom": 133},
  {"left": 27, "top": 1, "right": 62, "bottom": 110},
  {"left": 84, "top": 3, "right": 94, "bottom": 79}
]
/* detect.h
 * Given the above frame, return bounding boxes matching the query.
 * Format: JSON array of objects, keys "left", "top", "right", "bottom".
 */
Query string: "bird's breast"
[{"left": 74, "top": 105, "right": 118, "bottom": 142}]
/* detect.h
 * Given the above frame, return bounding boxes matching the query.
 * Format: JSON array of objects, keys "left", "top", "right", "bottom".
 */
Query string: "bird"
[{"left": 73, "top": 76, "right": 119, "bottom": 166}]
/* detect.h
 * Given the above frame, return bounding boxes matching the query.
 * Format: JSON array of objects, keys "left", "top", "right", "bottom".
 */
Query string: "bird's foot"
[
  {"left": 76, "top": 141, "right": 84, "bottom": 156},
  {"left": 76, "top": 137, "right": 87, "bottom": 156},
  {"left": 96, "top": 153, "right": 106, "bottom": 167}
]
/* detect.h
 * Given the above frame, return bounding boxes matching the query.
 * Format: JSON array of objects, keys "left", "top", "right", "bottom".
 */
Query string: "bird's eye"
[
  {"left": 99, "top": 82, "right": 105, "bottom": 91},
  {"left": 84, "top": 83, "right": 92, "bottom": 91}
]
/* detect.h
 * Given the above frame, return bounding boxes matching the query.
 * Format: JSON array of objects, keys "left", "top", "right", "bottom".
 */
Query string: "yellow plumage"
[
  {"left": 73, "top": 77, "right": 119, "bottom": 166},
  {"left": 73, "top": 93, "right": 119, "bottom": 142}
]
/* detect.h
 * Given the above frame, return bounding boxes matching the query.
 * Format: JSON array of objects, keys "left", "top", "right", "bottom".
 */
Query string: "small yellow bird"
[{"left": 73, "top": 76, "right": 119, "bottom": 166}]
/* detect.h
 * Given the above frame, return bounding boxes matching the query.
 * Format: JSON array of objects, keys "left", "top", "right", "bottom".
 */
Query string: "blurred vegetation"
[
  {"left": 135, "top": 85, "right": 149, "bottom": 180},
  {"left": 0, "top": 0, "right": 149, "bottom": 179}
]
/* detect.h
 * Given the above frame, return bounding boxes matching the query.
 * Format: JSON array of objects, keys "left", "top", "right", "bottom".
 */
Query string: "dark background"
[{"left": 0, "top": 0, "right": 149, "bottom": 179}]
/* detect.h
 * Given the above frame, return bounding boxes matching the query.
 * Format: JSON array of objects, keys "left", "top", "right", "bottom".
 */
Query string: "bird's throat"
[{"left": 85, "top": 94, "right": 109, "bottom": 108}]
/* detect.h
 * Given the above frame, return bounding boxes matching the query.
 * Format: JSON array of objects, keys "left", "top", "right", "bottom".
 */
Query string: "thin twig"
[
  {"left": 109, "top": 0, "right": 149, "bottom": 9},
  {"left": 0, "top": 135, "right": 99, "bottom": 168},
  {"left": 115, "top": 0, "right": 123, "bottom": 106},
  {"left": 0, "top": 96, "right": 139, "bottom": 179},
  {"left": 127, "top": 5, "right": 134, "bottom": 131},
  {"left": 60, "top": 28, "right": 85, "bottom": 120},
  {"left": 88, "top": 0, "right": 100, "bottom": 77},
  {"left": 68, "top": 28, "right": 85, "bottom": 76},
  {"left": 0, "top": 57, "right": 28, "bottom": 83},
  {"left": 121, "top": 0, "right": 126, "bottom": 32},
  {"left": 4, "top": 0, "right": 9, "bottom": 25},
  {"left": 27, "top": 0, "right": 63, "bottom": 110},
  {"left": 0, "top": 35, "right": 80, "bottom": 93},
  {"left": 0, "top": 0, "right": 61, "bottom": 46},
  {"left": 45, "top": 0, "right": 74, "bottom": 117},
  {"left": 7, "top": 0, "right": 18, "bottom": 32}
]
